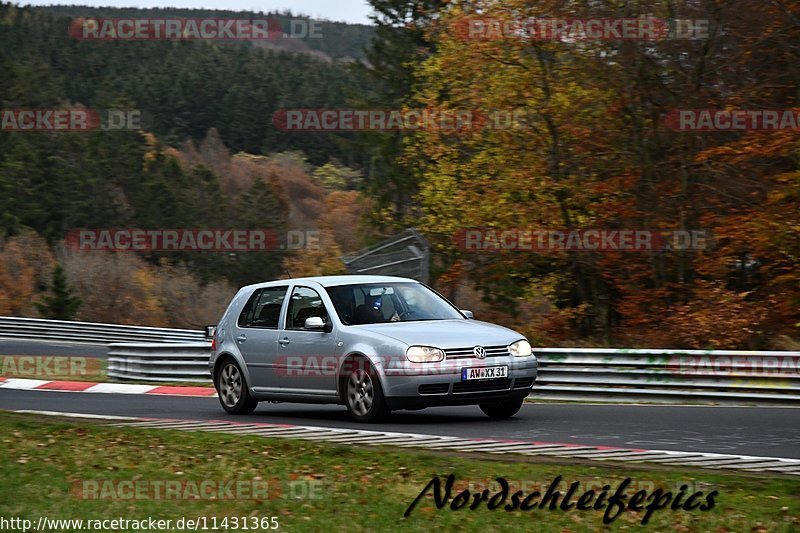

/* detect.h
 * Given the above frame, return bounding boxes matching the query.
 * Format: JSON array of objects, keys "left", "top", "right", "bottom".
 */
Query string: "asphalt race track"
[
  {"left": 0, "top": 339, "right": 107, "bottom": 358},
  {"left": 1, "top": 338, "right": 798, "bottom": 460},
  {"left": 1, "top": 389, "right": 798, "bottom": 459}
]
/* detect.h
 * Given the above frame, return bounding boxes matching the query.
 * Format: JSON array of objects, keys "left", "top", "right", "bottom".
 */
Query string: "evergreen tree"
[{"left": 35, "top": 263, "right": 81, "bottom": 320}]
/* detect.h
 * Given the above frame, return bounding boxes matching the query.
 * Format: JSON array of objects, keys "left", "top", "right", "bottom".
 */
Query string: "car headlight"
[
  {"left": 406, "top": 345, "right": 445, "bottom": 363},
  {"left": 509, "top": 339, "right": 532, "bottom": 357}
]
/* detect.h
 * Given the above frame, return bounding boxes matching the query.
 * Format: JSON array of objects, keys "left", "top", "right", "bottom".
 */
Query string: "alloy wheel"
[
  {"left": 219, "top": 363, "right": 242, "bottom": 408},
  {"left": 347, "top": 368, "right": 374, "bottom": 417}
]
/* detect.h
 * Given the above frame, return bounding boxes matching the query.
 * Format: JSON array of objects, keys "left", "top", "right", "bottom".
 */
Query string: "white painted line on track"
[
  {"left": 83, "top": 383, "right": 158, "bottom": 394},
  {"left": 13, "top": 409, "right": 141, "bottom": 421}
]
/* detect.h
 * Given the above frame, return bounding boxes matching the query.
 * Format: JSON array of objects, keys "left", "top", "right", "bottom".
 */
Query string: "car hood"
[{"left": 356, "top": 319, "right": 523, "bottom": 349}]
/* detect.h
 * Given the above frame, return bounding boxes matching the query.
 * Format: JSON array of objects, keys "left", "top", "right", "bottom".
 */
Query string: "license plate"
[{"left": 461, "top": 365, "right": 508, "bottom": 381}]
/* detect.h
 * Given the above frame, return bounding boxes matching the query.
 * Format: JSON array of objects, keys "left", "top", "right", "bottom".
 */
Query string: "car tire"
[
  {"left": 343, "top": 359, "right": 390, "bottom": 423},
  {"left": 216, "top": 358, "right": 258, "bottom": 415},
  {"left": 479, "top": 398, "right": 524, "bottom": 419}
]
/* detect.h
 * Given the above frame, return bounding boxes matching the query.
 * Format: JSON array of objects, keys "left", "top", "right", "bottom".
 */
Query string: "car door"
[
  {"left": 234, "top": 285, "right": 289, "bottom": 390},
  {"left": 275, "top": 285, "right": 339, "bottom": 396}
]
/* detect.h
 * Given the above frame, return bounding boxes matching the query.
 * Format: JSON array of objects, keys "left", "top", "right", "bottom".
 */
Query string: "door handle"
[
  {"left": 236, "top": 334, "right": 247, "bottom": 343},
  {"left": 278, "top": 338, "right": 291, "bottom": 346}
]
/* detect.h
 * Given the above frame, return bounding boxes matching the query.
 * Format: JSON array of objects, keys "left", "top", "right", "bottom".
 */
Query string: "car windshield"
[{"left": 325, "top": 282, "right": 464, "bottom": 325}]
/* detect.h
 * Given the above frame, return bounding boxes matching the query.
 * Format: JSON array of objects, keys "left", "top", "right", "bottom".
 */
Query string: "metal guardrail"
[
  {"left": 108, "top": 343, "right": 212, "bottom": 382},
  {"left": 531, "top": 348, "right": 800, "bottom": 404},
  {"left": 3, "top": 316, "right": 796, "bottom": 402},
  {"left": 342, "top": 228, "right": 430, "bottom": 284},
  {"left": 106, "top": 343, "right": 800, "bottom": 404},
  {"left": 0, "top": 317, "right": 206, "bottom": 345}
]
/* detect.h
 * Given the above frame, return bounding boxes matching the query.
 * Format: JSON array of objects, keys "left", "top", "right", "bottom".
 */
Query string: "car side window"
[
  {"left": 238, "top": 286, "right": 287, "bottom": 328},
  {"left": 286, "top": 286, "right": 329, "bottom": 330}
]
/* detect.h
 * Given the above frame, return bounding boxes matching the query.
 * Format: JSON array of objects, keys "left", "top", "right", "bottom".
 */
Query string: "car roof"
[{"left": 240, "top": 275, "right": 419, "bottom": 291}]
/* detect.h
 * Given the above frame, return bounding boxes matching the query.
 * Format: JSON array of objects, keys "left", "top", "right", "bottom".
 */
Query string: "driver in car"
[{"left": 359, "top": 295, "right": 401, "bottom": 323}]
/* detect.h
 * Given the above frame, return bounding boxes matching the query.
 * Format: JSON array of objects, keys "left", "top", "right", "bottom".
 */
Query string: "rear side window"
[{"left": 238, "top": 286, "right": 288, "bottom": 328}]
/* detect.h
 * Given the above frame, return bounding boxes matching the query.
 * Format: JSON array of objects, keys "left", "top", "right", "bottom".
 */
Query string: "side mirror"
[
  {"left": 205, "top": 325, "right": 217, "bottom": 338},
  {"left": 461, "top": 310, "right": 474, "bottom": 319},
  {"left": 305, "top": 316, "right": 326, "bottom": 330}
]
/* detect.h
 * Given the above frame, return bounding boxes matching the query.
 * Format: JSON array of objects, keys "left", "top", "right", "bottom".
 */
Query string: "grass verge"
[{"left": 0, "top": 412, "right": 797, "bottom": 532}]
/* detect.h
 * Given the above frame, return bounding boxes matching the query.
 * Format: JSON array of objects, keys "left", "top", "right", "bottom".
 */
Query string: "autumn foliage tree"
[{"left": 403, "top": 0, "right": 800, "bottom": 348}]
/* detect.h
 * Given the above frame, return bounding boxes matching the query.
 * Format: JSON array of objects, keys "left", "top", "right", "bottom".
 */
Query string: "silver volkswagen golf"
[{"left": 210, "top": 275, "right": 537, "bottom": 422}]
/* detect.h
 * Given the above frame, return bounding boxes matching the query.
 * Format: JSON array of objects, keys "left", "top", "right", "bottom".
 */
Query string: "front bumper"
[{"left": 379, "top": 355, "right": 538, "bottom": 410}]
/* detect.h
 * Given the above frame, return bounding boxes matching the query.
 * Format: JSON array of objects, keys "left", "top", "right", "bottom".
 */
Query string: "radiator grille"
[{"left": 445, "top": 345, "right": 509, "bottom": 360}]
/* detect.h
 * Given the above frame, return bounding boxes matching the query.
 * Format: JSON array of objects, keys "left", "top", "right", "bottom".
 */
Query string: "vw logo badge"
[{"left": 473, "top": 346, "right": 486, "bottom": 359}]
